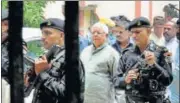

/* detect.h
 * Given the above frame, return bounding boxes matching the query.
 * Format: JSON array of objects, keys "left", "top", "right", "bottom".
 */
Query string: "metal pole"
[
  {"left": 8, "top": 1, "right": 24, "bottom": 103},
  {"left": 64, "top": 1, "right": 81, "bottom": 103}
]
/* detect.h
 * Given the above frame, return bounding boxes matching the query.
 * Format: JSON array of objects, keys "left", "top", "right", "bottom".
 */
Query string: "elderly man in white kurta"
[{"left": 80, "top": 22, "right": 119, "bottom": 103}]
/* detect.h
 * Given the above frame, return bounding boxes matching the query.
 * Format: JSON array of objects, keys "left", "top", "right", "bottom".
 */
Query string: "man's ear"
[
  {"left": 147, "top": 28, "right": 152, "bottom": 36},
  {"left": 105, "top": 33, "right": 108, "bottom": 37},
  {"left": 60, "top": 32, "right": 64, "bottom": 38}
]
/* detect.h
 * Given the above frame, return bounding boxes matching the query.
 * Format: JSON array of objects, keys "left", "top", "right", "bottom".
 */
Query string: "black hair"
[{"left": 110, "top": 15, "right": 131, "bottom": 30}]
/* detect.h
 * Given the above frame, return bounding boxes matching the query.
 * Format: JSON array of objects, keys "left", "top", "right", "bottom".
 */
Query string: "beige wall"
[
  {"left": 43, "top": 1, "right": 179, "bottom": 21},
  {"left": 86, "top": 1, "right": 135, "bottom": 21}
]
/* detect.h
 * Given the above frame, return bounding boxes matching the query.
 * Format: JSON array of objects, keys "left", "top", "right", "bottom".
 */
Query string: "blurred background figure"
[
  {"left": 150, "top": 16, "right": 166, "bottom": 46},
  {"left": 79, "top": 28, "right": 90, "bottom": 52},
  {"left": 110, "top": 15, "right": 133, "bottom": 103},
  {"left": 163, "top": 18, "right": 179, "bottom": 103},
  {"left": 164, "top": 19, "right": 179, "bottom": 68},
  {"left": 111, "top": 15, "right": 134, "bottom": 54},
  {"left": 176, "top": 19, "right": 180, "bottom": 40}
]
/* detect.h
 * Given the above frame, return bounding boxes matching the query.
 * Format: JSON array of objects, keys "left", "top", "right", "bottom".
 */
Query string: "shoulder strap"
[{"left": 50, "top": 50, "right": 65, "bottom": 64}]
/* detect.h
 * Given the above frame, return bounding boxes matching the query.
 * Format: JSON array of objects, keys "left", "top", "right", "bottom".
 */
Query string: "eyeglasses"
[{"left": 91, "top": 31, "right": 105, "bottom": 35}]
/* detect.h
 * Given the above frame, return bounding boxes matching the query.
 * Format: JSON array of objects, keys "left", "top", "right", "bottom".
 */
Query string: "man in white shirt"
[
  {"left": 164, "top": 19, "right": 179, "bottom": 103},
  {"left": 81, "top": 22, "right": 119, "bottom": 103},
  {"left": 164, "top": 20, "right": 179, "bottom": 68},
  {"left": 150, "top": 16, "right": 166, "bottom": 46}
]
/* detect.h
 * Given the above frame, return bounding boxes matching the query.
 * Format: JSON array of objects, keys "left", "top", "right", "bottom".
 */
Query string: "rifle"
[
  {"left": 23, "top": 54, "right": 36, "bottom": 97},
  {"left": 23, "top": 45, "right": 62, "bottom": 97}
]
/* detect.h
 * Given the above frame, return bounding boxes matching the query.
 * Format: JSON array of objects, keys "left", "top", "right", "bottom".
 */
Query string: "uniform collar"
[
  {"left": 115, "top": 40, "right": 133, "bottom": 53},
  {"left": 134, "top": 40, "right": 155, "bottom": 55}
]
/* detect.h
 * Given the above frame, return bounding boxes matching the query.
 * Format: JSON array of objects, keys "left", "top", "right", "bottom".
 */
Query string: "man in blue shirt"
[
  {"left": 79, "top": 34, "right": 90, "bottom": 52},
  {"left": 111, "top": 15, "right": 134, "bottom": 54}
]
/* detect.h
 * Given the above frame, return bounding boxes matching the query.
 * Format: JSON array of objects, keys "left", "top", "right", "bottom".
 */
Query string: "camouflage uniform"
[{"left": 2, "top": 41, "right": 9, "bottom": 83}]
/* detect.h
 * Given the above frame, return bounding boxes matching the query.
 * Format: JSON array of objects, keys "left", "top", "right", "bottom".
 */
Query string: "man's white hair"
[{"left": 91, "top": 22, "right": 109, "bottom": 34}]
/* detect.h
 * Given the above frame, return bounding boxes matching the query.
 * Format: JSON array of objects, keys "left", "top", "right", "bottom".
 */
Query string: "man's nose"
[
  {"left": 164, "top": 29, "right": 168, "bottom": 32},
  {"left": 41, "top": 35, "right": 46, "bottom": 41},
  {"left": 131, "top": 32, "right": 136, "bottom": 38},
  {"left": 93, "top": 32, "right": 98, "bottom": 36}
]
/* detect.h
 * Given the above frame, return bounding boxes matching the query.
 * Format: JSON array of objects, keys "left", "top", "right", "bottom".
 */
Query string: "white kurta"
[
  {"left": 165, "top": 37, "right": 179, "bottom": 70},
  {"left": 81, "top": 43, "right": 119, "bottom": 103},
  {"left": 149, "top": 33, "right": 165, "bottom": 47}
]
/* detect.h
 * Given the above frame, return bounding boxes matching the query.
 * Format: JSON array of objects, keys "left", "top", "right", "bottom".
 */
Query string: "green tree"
[
  {"left": 2, "top": 0, "right": 51, "bottom": 56},
  {"left": 2, "top": 0, "right": 48, "bottom": 28}
]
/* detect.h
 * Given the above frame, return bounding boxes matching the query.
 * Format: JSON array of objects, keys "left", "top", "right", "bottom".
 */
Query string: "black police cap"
[
  {"left": 40, "top": 18, "right": 64, "bottom": 32},
  {"left": 128, "top": 17, "right": 151, "bottom": 31},
  {"left": 177, "top": 19, "right": 180, "bottom": 25},
  {"left": 2, "top": 9, "right": 8, "bottom": 21}
]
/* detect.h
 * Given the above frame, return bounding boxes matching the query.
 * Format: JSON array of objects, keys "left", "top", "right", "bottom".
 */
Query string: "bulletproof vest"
[
  {"left": 125, "top": 41, "right": 170, "bottom": 97},
  {"left": 48, "top": 48, "right": 65, "bottom": 79},
  {"left": 32, "top": 46, "right": 65, "bottom": 103}
]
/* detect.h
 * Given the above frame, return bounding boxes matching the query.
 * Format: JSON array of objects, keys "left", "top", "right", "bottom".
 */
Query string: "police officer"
[
  {"left": 2, "top": 9, "right": 28, "bottom": 103},
  {"left": 29, "top": 18, "right": 85, "bottom": 103},
  {"left": 113, "top": 17, "right": 173, "bottom": 103},
  {"left": 2, "top": 9, "right": 29, "bottom": 82},
  {"left": 1, "top": 9, "right": 9, "bottom": 82}
]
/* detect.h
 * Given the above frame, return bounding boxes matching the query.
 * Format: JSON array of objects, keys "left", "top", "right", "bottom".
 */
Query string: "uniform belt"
[
  {"left": 149, "top": 91, "right": 166, "bottom": 96},
  {"left": 126, "top": 90, "right": 166, "bottom": 97}
]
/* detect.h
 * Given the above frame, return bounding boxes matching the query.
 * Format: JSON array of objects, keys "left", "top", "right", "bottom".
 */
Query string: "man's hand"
[
  {"left": 35, "top": 55, "right": 50, "bottom": 75},
  {"left": 144, "top": 51, "right": 156, "bottom": 65},
  {"left": 125, "top": 69, "right": 139, "bottom": 84}
]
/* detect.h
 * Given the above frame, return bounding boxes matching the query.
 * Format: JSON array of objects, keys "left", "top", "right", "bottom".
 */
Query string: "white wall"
[
  {"left": 43, "top": 1, "right": 65, "bottom": 20},
  {"left": 86, "top": 1, "right": 135, "bottom": 21},
  {"left": 141, "top": 1, "right": 150, "bottom": 19},
  {"left": 43, "top": 1, "right": 179, "bottom": 21}
]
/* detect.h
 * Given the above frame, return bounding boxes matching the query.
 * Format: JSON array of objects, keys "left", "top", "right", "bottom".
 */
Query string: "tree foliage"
[{"left": 2, "top": 0, "right": 48, "bottom": 28}]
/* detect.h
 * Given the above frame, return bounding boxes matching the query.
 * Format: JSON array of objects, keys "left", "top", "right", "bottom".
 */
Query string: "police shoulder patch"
[{"left": 137, "top": 21, "right": 141, "bottom": 26}]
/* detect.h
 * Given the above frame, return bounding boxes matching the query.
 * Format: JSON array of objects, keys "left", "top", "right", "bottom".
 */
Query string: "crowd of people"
[{"left": 1, "top": 8, "right": 180, "bottom": 103}]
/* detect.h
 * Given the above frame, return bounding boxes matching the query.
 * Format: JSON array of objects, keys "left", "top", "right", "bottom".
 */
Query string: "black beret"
[
  {"left": 177, "top": 19, "right": 180, "bottom": 25},
  {"left": 40, "top": 18, "right": 64, "bottom": 32},
  {"left": 128, "top": 17, "right": 151, "bottom": 31},
  {"left": 2, "top": 9, "right": 8, "bottom": 21}
]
